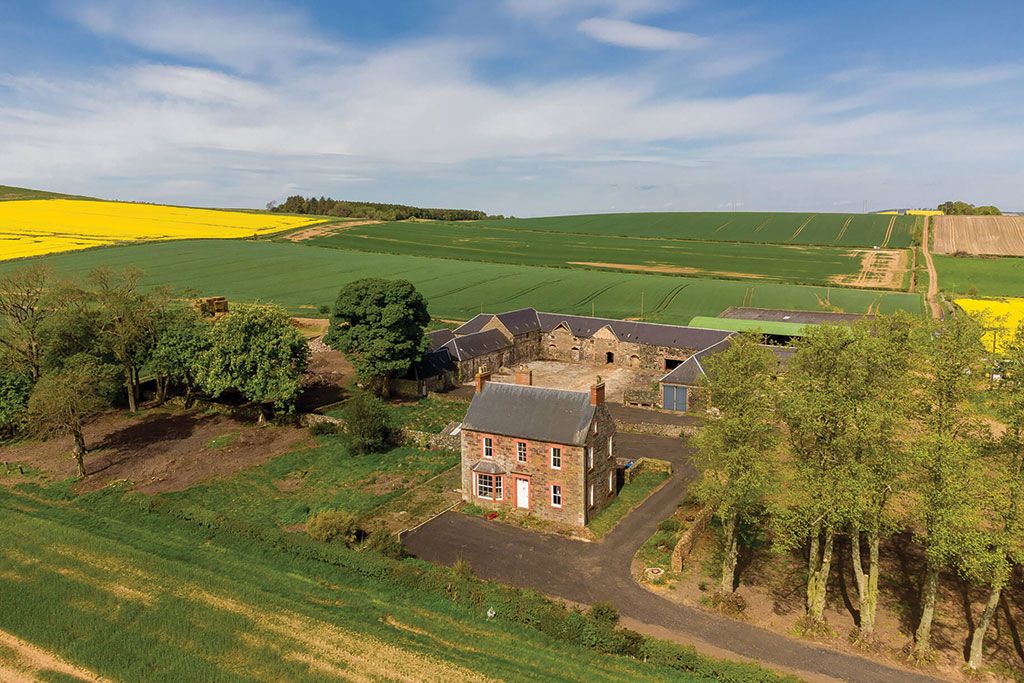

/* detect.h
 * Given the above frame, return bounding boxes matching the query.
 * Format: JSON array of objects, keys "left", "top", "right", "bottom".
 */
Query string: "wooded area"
[{"left": 271, "top": 195, "right": 495, "bottom": 221}]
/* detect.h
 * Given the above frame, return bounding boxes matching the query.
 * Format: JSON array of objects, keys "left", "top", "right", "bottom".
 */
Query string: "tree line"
[
  {"left": 270, "top": 195, "right": 498, "bottom": 221},
  {"left": 693, "top": 313, "right": 1023, "bottom": 671},
  {"left": 0, "top": 265, "right": 310, "bottom": 475},
  {"left": 938, "top": 200, "right": 1002, "bottom": 216}
]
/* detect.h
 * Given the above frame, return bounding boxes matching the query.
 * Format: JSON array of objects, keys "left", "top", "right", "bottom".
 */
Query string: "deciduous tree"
[
  {"left": 326, "top": 278, "right": 429, "bottom": 395},
  {"left": 149, "top": 306, "right": 211, "bottom": 406},
  {"left": 198, "top": 304, "right": 309, "bottom": 421},
  {"left": 0, "top": 264, "right": 56, "bottom": 380},
  {"left": 692, "top": 333, "right": 780, "bottom": 595}
]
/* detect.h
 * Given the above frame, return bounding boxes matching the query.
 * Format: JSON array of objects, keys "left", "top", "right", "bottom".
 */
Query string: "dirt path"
[
  {"left": 0, "top": 629, "right": 107, "bottom": 682},
  {"left": 403, "top": 435, "right": 942, "bottom": 683},
  {"left": 921, "top": 216, "right": 943, "bottom": 319},
  {"left": 285, "top": 219, "right": 381, "bottom": 242}
]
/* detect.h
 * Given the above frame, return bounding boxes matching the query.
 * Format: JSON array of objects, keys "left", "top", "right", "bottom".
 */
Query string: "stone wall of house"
[
  {"left": 583, "top": 403, "right": 618, "bottom": 523},
  {"left": 456, "top": 347, "right": 516, "bottom": 381},
  {"left": 540, "top": 327, "right": 696, "bottom": 374}
]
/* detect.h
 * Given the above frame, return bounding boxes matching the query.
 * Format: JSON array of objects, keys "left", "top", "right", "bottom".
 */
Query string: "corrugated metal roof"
[
  {"left": 442, "top": 328, "right": 510, "bottom": 361},
  {"left": 462, "top": 382, "right": 596, "bottom": 446},
  {"left": 720, "top": 307, "right": 870, "bottom": 326}
]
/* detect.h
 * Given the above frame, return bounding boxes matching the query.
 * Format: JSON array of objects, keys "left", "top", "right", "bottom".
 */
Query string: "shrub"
[
  {"left": 588, "top": 601, "right": 619, "bottom": 626},
  {"left": 364, "top": 529, "right": 407, "bottom": 559},
  {"left": 340, "top": 392, "right": 395, "bottom": 454},
  {"left": 306, "top": 509, "right": 359, "bottom": 545},
  {"left": 308, "top": 421, "right": 341, "bottom": 436},
  {"left": 657, "top": 518, "right": 682, "bottom": 532},
  {"left": 318, "top": 304, "right": 331, "bottom": 314}
]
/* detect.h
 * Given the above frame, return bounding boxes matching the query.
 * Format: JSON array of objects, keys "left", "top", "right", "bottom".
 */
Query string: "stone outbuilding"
[{"left": 460, "top": 370, "right": 617, "bottom": 527}]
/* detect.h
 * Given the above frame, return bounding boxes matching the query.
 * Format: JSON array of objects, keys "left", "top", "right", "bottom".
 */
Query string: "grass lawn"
[
  {"left": 325, "top": 395, "right": 468, "bottom": 434},
  {"left": 933, "top": 254, "right": 1024, "bottom": 297},
  {"left": 159, "top": 435, "right": 459, "bottom": 530},
  {"left": 589, "top": 466, "right": 671, "bottom": 538},
  {"left": 1, "top": 239, "right": 925, "bottom": 323},
  {"left": 2, "top": 486, "right": 778, "bottom": 682}
]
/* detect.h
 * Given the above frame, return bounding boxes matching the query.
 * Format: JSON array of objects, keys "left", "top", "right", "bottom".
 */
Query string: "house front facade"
[{"left": 460, "top": 370, "right": 617, "bottom": 527}]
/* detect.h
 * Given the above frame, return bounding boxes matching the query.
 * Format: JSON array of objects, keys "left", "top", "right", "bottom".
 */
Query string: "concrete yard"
[{"left": 485, "top": 359, "right": 655, "bottom": 402}]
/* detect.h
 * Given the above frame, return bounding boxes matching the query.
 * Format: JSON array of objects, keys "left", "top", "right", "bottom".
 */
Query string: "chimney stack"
[
  {"left": 475, "top": 367, "right": 491, "bottom": 394},
  {"left": 590, "top": 378, "right": 605, "bottom": 406},
  {"left": 514, "top": 365, "right": 533, "bottom": 386}
]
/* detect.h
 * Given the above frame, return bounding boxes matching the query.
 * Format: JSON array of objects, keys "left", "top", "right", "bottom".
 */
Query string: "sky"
[{"left": 1, "top": 0, "right": 1023, "bottom": 215}]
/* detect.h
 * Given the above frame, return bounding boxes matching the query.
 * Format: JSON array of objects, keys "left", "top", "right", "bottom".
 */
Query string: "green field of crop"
[
  {"left": 472, "top": 212, "right": 917, "bottom": 248},
  {"left": 2, "top": 486, "right": 732, "bottom": 682},
  {"left": 2, "top": 240, "right": 923, "bottom": 322},
  {"left": 304, "top": 220, "right": 888, "bottom": 287},
  {"left": 933, "top": 254, "right": 1024, "bottom": 297}
]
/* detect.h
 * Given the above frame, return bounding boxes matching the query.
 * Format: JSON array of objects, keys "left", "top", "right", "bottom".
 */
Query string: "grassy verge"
[
  {"left": 325, "top": 395, "right": 469, "bottom": 434},
  {"left": 589, "top": 464, "right": 671, "bottom": 538},
  {"left": 0, "top": 486, "right": 794, "bottom": 682}
]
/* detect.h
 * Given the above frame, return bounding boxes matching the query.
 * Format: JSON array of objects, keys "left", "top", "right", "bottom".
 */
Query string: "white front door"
[{"left": 516, "top": 478, "right": 530, "bottom": 509}]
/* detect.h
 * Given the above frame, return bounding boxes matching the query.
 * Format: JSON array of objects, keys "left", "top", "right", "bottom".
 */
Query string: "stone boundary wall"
[{"left": 670, "top": 504, "right": 714, "bottom": 572}]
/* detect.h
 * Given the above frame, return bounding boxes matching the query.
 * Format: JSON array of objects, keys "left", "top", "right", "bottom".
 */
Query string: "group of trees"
[
  {"left": 271, "top": 195, "right": 496, "bottom": 221},
  {"left": 937, "top": 200, "right": 1002, "bottom": 216},
  {"left": 0, "top": 265, "right": 309, "bottom": 474},
  {"left": 694, "top": 314, "right": 1023, "bottom": 670}
]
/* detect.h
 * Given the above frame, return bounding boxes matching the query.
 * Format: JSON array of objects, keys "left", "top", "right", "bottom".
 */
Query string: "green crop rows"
[
  {"left": 303, "top": 220, "right": 884, "bottom": 287},
  {"left": 472, "top": 212, "right": 916, "bottom": 248},
  {"left": 932, "top": 254, "right": 1024, "bottom": 297},
  {"left": 2, "top": 240, "right": 923, "bottom": 322}
]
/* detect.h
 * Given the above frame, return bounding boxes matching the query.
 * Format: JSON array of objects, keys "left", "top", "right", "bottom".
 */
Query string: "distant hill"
[{"left": 0, "top": 185, "right": 96, "bottom": 201}]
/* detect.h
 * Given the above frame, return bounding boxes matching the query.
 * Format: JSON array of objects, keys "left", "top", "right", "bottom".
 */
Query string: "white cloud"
[
  {"left": 61, "top": 0, "right": 339, "bottom": 73},
  {"left": 576, "top": 18, "right": 708, "bottom": 50},
  {"left": 502, "top": 0, "right": 676, "bottom": 20}
]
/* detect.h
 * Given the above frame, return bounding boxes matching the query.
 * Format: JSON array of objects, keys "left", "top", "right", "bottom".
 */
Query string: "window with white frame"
[
  {"left": 550, "top": 447, "right": 561, "bottom": 469},
  {"left": 608, "top": 470, "right": 614, "bottom": 493},
  {"left": 608, "top": 435, "right": 613, "bottom": 457},
  {"left": 517, "top": 442, "right": 527, "bottom": 463},
  {"left": 483, "top": 437, "right": 493, "bottom": 458},
  {"left": 586, "top": 446, "right": 593, "bottom": 470},
  {"left": 476, "top": 473, "right": 502, "bottom": 500},
  {"left": 551, "top": 484, "right": 562, "bottom": 507},
  {"left": 588, "top": 484, "right": 594, "bottom": 507}
]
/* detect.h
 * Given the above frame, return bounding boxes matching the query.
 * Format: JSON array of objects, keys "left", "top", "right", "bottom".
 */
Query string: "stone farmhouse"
[{"left": 460, "top": 369, "right": 617, "bottom": 526}]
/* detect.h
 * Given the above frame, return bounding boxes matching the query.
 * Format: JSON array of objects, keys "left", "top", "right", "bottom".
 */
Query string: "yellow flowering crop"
[
  {"left": 955, "top": 297, "right": 1024, "bottom": 353},
  {"left": 0, "top": 199, "right": 323, "bottom": 261}
]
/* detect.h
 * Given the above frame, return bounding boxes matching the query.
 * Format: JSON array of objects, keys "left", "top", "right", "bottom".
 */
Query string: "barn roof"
[
  {"left": 404, "top": 348, "right": 456, "bottom": 380},
  {"left": 426, "top": 328, "right": 456, "bottom": 351},
  {"left": 660, "top": 341, "right": 795, "bottom": 386},
  {"left": 462, "top": 382, "right": 596, "bottom": 446},
  {"left": 441, "top": 328, "right": 510, "bottom": 361},
  {"left": 720, "top": 307, "right": 870, "bottom": 326},
  {"left": 536, "top": 312, "right": 733, "bottom": 350},
  {"left": 494, "top": 308, "right": 542, "bottom": 335}
]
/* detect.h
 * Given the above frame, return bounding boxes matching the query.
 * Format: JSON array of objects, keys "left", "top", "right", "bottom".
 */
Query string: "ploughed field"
[
  {"left": 470, "top": 211, "right": 917, "bottom": 248},
  {"left": 0, "top": 198, "right": 324, "bottom": 260},
  {"left": 2, "top": 239, "right": 924, "bottom": 323},
  {"left": 301, "top": 220, "right": 909, "bottom": 289},
  {"left": 932, "top": 215, "right": 1024, "bottom": 256}
]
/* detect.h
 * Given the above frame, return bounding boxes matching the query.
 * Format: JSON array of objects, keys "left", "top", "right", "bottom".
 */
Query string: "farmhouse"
[{"left": 461, "top": 369, "right": 617, "bottom": 526}]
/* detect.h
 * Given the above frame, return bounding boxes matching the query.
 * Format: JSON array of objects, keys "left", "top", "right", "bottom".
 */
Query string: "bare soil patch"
[
  {"left": 568, "top": 261, "right": 768, "bottom": 280},
  {"left": 933, "top": 216, "right": 1024, "bottom": 256},
  {"left": 0, "top": 629, "right": 107, "bottom": 682},
  {"left": 284, "top": 219, "right": 381, "bottom": 242},
  {"left": 830, "top": 249, "right": 907, "bottom": 290},
  {"left": 0, "top": 409, "right": 311, "bottom": 494},
  {"left": 298, "top": 340, "right": 355, "bottom": 412}
]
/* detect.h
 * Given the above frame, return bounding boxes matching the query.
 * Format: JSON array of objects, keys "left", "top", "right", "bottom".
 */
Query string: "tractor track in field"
[
  {"left": 921, "top": 216, "right": 942, "bottom": 319},
  {"left": 649, "top": 283, "right": 690, "bottom": 316},
  {"left": 787, "top": 214, "right": 816, "bottom": 242},
  {"left": 881, "top": 215, "right": 897, "bottom": 248}
]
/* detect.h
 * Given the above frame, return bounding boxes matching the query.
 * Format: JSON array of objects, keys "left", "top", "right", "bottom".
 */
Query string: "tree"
[
  {"left": 340, "top": 391, "right": 395, "bottom": 455},
  {"left": 27, "top": 355, "right": 117, "bottom": 477},
  {"left": 844, "top": 314, "right": 917, "bottom": 641},
  {"left": 961, "top": 323, "right": 1024, "bottom": 669},
  {"left": 0, "top": 264, "right": 57, "bottom": 380},
  {"left": 937, "top": 200, "right": 1001, "bottom": 216},
  {"left": 912, "top": 314, "right": 987, "bottom": 658},
  {"left": 197, "top": 304, "right": 309, "bottom": 421},
  {"left": 326, "top": 279, "right": 429, "bottom": 395},
  {"left": 692, "top": 333, "right": 779, "bottom": 595},
  {"left": 0, "top": 364, "right": 31, "bottom": 438},
  {"left": 86, "top": 267, "right": 169, "bottom": 412},
  {"left": 777, "top": 325, "right": 864, "bottom": 626},
  {"left": 149, "top": 307, "right": 211, "bottom": 405}
]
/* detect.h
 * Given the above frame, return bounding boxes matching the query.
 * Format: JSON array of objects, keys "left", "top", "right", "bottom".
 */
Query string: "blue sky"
[{"left": 2, "top": 0, "right": 1022, "bottom": 215}]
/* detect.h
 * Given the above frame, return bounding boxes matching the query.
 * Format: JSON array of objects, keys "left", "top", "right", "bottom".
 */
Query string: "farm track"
[
  {"left": 881, "top": 215, "right": 897, "bottom": 248},
  {"left": 921, "top": 217, "right": 942, "bottom": 319}
]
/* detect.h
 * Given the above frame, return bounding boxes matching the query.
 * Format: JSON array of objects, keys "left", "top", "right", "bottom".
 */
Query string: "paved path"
[
  {"left": 403, "top": 434, "right": 942, "bottom": 683},
  {"left": 921, "top": 216, "right": 943, "bottom": 319}
]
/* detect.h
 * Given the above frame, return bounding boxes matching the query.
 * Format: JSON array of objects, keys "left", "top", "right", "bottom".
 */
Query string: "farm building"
[
  {"left": 659, "top": 341, "right": 794, "bottom": 412},
  {"left": 460, "top": 369, "right": 617, "bottom": 527}
]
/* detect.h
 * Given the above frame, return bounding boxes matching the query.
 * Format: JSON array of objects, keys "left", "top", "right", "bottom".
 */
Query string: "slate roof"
[
  {"left": 660, "top": 340, "right": 794, "bottom": 386},
  {"left": 471, "top": 460, "right": 506, "bottom": 474},
  {"left": 536, "top": 312, "right": 733, "bottom": 350},
  {"left": 453, "top": 314, "right": 491, "bottom": 335},
  {"left": 426, "top": 328, "right": 456, "bottom": 351},
  {"left": 441, "top": 329, "right": 510, "bottom": 361},
  {"left": 404, "top": 348, "right": 456, "bottom": 380},
  {"left": 462, "top": 382, "right": 596, "bottom": 446},
  {"left": 720, "top": 307, "right": 870, "bottom": 326},
  {"left": 494, "top": 308, "right": 542, "bottom": 335}
]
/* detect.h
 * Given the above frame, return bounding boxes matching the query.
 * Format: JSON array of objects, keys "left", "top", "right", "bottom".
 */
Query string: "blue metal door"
[{"left": 662, "top": 384, "right": 687, "bottom": 411}]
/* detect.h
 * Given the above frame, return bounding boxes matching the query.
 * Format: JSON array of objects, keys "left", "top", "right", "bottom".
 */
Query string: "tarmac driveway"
[{"left": 403, "top": 433, "right": 941, "bottom": 683}]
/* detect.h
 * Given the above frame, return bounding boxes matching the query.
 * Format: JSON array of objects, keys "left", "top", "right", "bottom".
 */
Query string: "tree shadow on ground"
[{"left": 88, "top": 412, "right": 218, "bottom": 475}]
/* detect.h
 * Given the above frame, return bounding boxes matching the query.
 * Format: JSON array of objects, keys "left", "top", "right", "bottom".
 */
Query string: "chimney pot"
[
  {"left": 514, "top": 365, "right": 533, "bottom": 386},
  {"left": 590, "top": 381, "right": 605, "bottom": 406},
  {"left": 475, "top": 367, "right": 491, "bottom": 393}
]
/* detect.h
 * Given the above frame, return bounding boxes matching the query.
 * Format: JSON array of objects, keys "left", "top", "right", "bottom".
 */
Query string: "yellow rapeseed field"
[
  {"left": 955, "top": 297, "right": 1024, "bottom": 353},
  {"left": 0, "top": 199, "right": 323, "bottom": 261}
]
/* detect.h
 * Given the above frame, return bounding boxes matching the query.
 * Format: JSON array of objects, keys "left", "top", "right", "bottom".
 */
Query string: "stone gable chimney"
[
  {"left": 475, "top": 367, "right": 491, "bottom": 393},
  {"left": 514, "top": 365, "right": 533, "bottom": 386},
  {"left": 590, "top": 378, "right": 605, "bottom": 406}
]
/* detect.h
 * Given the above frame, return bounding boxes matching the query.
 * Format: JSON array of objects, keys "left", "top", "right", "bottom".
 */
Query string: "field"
[
  {"left": 932, "top": 215, "right": 1024, "bottom": 256},
  {"left": 932, "top": 254, "right": 1024, "bottom": 297},
  {"left": 0, "top": 199, "right": 325, "bottom": 260},
  {"left": 954, "top": 297, "right": 1024, "bottom": 353},
  {"left": 305, "top": 220, "right": 909, "bottom": 289},
  {"left": 0, "top": 239, "right": 924, "bottom": 323},
  {"left": 471, "top": 212, "right": 917, "bottom": 248},
  {"left": 0, "top": 487, "right": 718, "bottom": 682}
]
